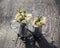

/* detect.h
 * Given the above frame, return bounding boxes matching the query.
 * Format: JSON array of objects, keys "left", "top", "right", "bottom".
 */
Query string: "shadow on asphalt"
[{"left": 20, "top": 26, "right": 57, "bottom": 48}]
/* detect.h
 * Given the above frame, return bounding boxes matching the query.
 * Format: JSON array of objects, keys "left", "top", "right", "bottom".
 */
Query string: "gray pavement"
[{"left": 0, "top": 0, "right": 60, "bottom": 48}]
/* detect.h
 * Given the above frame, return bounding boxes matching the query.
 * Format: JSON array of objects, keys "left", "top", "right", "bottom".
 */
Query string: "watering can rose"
[
  {"left": 15, "top": 9, "right": 32, "bottom": 23},
  {"left": 15, "top": 9, "right": 47, "bottom": 26},
  {"left": 32, "top": 16, "right": 47, "bottom": 27}
]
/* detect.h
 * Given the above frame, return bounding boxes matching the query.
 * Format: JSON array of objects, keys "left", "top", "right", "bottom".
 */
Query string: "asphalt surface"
[{"left": 0, "top": 0, "right": 60, "bottom": 48}]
